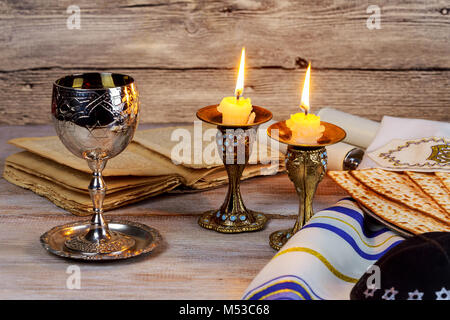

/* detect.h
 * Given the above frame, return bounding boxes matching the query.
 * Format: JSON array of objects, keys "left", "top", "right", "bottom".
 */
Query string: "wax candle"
[
  {"left": 217, "top": 48, "right": 255, "bottom": 125},
  {"left": 218, "top": 96, "right": 253, "bottom": 125},
  {"left": 286, "top": 63, "right": 325, "bottom": 143},
  {"left": 287, "top": 112, "right": 325, "bottom": 143}
]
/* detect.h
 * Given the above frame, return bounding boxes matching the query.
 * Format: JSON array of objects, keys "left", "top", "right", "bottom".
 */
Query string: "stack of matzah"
[
  {"left": 3, "top": 125, "right": 284, "bottom": 216},
  {"left": 328, "top": 168, "right": 450, "bottom": 235}
]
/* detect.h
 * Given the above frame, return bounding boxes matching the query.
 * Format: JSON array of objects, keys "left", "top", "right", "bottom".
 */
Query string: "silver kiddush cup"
[{"left": 41, "top": 73, "right": 161, "bottom": 260}]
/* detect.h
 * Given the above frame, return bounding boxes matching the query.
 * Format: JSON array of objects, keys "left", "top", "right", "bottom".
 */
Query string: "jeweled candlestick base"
[
  {"left": 196, "top": 105, "right": 272, "bottom": 233},
  {"left": 267, "top": 120, "right": 346, "bottom": 250}
]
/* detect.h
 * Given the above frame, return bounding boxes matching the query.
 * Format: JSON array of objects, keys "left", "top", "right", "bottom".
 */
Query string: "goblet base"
[
  {"left": 269, "top": 229, "right": 294, "bottom": 251},
  {"left": 40, "top": 220, "right": 162, "bottom": 261},
  {"left": 198, "top": 209, "right": 267, "bottom": 233},
  {"left": 65, "top": 231, "right": 136, "bottom": 254}
]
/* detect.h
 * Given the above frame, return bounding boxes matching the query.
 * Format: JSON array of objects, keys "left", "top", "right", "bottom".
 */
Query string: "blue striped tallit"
[{"left": 242, "top": 198, "right": 405, "bottom": 300}]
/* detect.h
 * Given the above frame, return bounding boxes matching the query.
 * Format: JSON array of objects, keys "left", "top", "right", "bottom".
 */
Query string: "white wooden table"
[{"left": 0, "top": 124, "right": 346, "bottom": 299}]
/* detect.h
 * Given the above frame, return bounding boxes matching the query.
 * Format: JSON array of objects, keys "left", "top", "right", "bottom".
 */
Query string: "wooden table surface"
[{"left": 0, "top": 124, "right": 346, "bottom": 299}]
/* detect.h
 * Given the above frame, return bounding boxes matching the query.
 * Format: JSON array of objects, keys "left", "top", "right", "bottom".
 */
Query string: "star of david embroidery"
[
  {"left": 407, "top": 289, "right": 424, "bottom": 300},
  {"left": 382, "top": 287, "right": 398, "bottom": 300},
  {"left": 363, "top": 287, "right": 377, "bottom": 298},
  {"left": 435, "top": 287, "right": 450, "bottom": 300}
]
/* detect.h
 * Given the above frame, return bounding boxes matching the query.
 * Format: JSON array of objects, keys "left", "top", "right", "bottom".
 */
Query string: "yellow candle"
[
  {"left": 217, "top": 48, "right": 255, "bottom": 125},
  {"left": 286, "top": 63, "right": 325, "bottom": 143},
  {"left": 286, "top": 112, "right": 325, "bottom": 143},
  {"left": 218, "top": 96, "right": 253, "bottom": 125}
]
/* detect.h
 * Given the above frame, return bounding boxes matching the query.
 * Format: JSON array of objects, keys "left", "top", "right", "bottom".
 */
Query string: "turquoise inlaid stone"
[
  {"left": 216, "top": 211, "right": 221, "bottom": 218},
  {"left": 286, "top": 233, "right": 291, "bottom": 239},
  {"left": 239, "top": 215, "right": 246, "bottom": 221},
  {"left": 230, "top": 215, "right": 236, "bottom": 221},
  {"left": 222, "top": 215, "right": 227, "bottom": 221}
]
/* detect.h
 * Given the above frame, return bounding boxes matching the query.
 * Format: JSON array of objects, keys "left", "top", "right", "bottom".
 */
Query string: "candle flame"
[
  {"left": 300, "top": 62, "right": 311, "bottom": 113},
  {"left": 235, "top": 47, "right": 245, "bottom": 99}
]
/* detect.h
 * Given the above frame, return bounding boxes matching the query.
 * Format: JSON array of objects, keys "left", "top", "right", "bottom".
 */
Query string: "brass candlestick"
[
  {"left": 196, "top": 105, "right": 273, "bottom": 233},
  {"left": 267, "top": 120, "right": 346, "bottom": 250}
]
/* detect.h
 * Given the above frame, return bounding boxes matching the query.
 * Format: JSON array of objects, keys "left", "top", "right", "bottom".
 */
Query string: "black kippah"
[{"left": 351, "top": 232, "right": 450, "bottom": 300}]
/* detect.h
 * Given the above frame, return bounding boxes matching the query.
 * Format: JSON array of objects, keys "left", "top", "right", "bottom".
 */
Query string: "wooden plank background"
[{"left": 0, "top": 0, "right": 449, "bottom": 124}]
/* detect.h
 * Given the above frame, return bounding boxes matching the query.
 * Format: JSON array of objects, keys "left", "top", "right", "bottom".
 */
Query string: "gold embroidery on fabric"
[
  {"left": 260, "top": 289, "right": 305, "bottom": 300},
  {"left": 378, "top": 137, "right": 449, "bottom": 168},
  {"left": 248, "top": 280, "right": 314, "bottom": 300},
  {"left": 273, "top": 247, "right": 358, "bottom": 283},
  {"left": 427, "top": 144, "right": 450, "bottom": 164}
]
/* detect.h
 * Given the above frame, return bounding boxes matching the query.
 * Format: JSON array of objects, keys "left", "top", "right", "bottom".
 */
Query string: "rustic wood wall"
[{"left": 0, "top": 0, "right": 449, "bottom": 125}]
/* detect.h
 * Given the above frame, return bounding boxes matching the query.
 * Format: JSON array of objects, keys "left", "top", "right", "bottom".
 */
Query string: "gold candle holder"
[
  {"left": 267, "top": 120, "right": 346, "bottom": 250},
  {"left": 196, "top": 105, "right": 273, "bottom": 233}
]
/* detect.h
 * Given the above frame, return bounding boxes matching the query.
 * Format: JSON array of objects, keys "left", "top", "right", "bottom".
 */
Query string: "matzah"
[
  {"left": 405, "top": 171, "right": 450, "bottom": 213},
  {"left": 435, "top": 171, "right": 450, "bottom": 193},
  {"left": 328, "top": 170, "right": 450, "bottom": 235},
  {"left": 351, "top": 168, "right": 449, "bottom": 224}
]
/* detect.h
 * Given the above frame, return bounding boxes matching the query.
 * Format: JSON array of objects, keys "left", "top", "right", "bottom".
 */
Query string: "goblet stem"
[
  {"left": 64, "top": 158, "right": 136, "bottom": 254},
  {"left": 269, "top": 146, "right": 327, "bottom": 250},
  {"left": 84, "top": 158, "right": 111, "bottom": 242}
]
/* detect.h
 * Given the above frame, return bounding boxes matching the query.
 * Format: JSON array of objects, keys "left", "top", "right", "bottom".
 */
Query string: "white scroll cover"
[{"left": 368, "top": 137, "right": 449, "bottom": 172}]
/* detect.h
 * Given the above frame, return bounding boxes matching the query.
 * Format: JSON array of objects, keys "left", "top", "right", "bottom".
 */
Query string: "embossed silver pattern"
[
  {"left": 52, "top": 73, "right": 139, "bottom": 161},
  {"left": 40, "top": 220, "right": 162, "bottom": 261},
  {"left": 41, "top": 73, "right": 161, "bottom": 260}
]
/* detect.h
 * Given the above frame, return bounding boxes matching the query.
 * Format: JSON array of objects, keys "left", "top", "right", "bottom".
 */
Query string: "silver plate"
[
  {"left": 40, "top": 220, "right": 162, "bottom": 261},
  {"left": 358, "top": 202, "right": 413, "bottom": 238}
]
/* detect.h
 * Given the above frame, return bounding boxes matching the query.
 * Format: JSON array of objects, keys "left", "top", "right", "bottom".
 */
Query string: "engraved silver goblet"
[{"left": 40, "top": 73, "right": 161, "bottom": 260}]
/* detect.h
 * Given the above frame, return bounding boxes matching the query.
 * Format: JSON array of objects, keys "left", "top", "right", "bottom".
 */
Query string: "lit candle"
[
  {"left": 286, "top": 63, "right": 325, "bottom": 143},
  {"left": 217, "top": 48, "right": 255, "bottom": 125}
]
